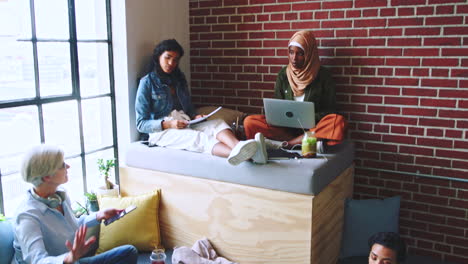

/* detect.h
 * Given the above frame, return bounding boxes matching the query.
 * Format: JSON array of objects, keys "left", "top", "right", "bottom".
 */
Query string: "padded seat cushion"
[{"left": 125, "top": 141, "right": 354, "bottom": 195}]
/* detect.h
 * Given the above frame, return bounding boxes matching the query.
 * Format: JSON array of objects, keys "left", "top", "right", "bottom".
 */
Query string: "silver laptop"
[{"left": 263, "top": 98, "right": 315, "bottom": 129}]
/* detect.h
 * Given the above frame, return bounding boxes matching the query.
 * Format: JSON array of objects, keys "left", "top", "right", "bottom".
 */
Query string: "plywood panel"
[
  {"left": 120, "top": 166, "right": 315, "bottom": 264},
  {"left": 311, "top": 166, "right": 354, "bottom": 264}
]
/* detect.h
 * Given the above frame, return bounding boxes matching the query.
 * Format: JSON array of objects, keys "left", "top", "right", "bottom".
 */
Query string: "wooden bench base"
[{"left": 119, "top": 165, "right": 354, "bottom": 264}]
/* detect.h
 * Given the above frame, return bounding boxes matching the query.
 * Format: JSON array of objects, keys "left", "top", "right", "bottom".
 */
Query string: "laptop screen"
[{"left": 263, "top": 98, "right": 315, "bottom": 129}]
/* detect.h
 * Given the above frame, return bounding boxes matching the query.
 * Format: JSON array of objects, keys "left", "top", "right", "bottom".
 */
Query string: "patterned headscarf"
[{"left": 286, "top": 31, "right": 321, "bottom": 96}]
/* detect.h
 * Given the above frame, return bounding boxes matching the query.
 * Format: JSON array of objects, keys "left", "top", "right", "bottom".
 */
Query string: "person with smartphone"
[{"left": 12, "top": 145, "right": 138, "bottom": 264}]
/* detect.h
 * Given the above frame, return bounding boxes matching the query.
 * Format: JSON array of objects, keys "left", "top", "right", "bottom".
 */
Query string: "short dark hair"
[{"left": 368, "top": 232, "right": 407, "bottom": 263}]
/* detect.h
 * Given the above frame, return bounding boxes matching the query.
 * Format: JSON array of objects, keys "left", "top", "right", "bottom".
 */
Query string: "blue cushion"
[
  {"left": 340, "top": 196, "right": 401, "bottom": 258},
  {"left": 0, "top": 220, "right": 15, "bottom": 264}
]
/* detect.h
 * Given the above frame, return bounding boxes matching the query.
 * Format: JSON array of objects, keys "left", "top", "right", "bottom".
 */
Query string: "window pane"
[
  {"left": 0, "top": 40, "right": 35, "bottom": 101},
  {"left": 0, "top": 0, "right": 31, "bottom": 39},
  {"left": 2, "top": 172, "right": 30, "bottom": 216},
  {"left": 37, "top": 42, "right": 72, "bottom": 97},
  {"left": 75, "top": 0, "right": 107, "bottom": 40},
  {"left": 0, "top": 0, "right": 117, "bottom": 218},
  {"left": 0, "top": 106, "right": 40, "bottom": 175},
  {"left": 62, "top": 156, "right": 84, "bottom": 205},
  {"left": 82, "top": 97, "right": 113, "bottom": 151},
  {"left": 85, "top": 148, "right": 116, "bottom": 192},
  {"left": 34, "top": 0, "right": 69, "bottom": 39},
  {"left": 0, "top": 1, "right": 34, "bottom": 102},
  {"left": 78, "top": 43, "right": 110, "bottom": 96},
  {"left": 43, "top": 101, "right": 81, "bottom": 156}
]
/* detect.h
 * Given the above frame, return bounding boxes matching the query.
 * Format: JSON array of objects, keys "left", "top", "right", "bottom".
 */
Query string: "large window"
[{"left": 0, "top": 0, "right": 118, "bottom": 215}]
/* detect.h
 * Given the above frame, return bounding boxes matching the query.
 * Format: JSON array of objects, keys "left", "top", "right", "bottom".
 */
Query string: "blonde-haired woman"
[{"left": 12, "top": 145, "right": 138, "bottom": 264}]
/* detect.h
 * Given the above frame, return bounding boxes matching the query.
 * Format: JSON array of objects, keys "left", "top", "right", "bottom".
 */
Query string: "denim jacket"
[{"left": 135, "top": 69, "right": 197, "bottom": 134}]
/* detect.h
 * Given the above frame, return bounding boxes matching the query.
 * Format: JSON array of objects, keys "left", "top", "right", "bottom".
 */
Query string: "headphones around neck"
[{"left": 30, "top": 189, "right": 65, "bottom": 209}]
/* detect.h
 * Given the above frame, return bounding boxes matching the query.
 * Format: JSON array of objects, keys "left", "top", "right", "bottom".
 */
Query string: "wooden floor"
[{"left": 120, "top": 165, "right": 354, "bottom": 264}]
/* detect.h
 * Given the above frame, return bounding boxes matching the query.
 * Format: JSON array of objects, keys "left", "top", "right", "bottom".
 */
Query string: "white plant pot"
[{"left": 96, "top": 185, "right": 120, "bottom": 198}]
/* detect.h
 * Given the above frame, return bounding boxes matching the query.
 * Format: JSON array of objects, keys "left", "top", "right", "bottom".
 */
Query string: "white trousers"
[{"left": 148, "top": 119, "right": 231, "bottom": 155}]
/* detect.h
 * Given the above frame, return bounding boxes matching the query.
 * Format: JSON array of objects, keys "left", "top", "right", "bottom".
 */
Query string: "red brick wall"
[{"left": 188, "top": 0, "right": 468, "bottom": 262}]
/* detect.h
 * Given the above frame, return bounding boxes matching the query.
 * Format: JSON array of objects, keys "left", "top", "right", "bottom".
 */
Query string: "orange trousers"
[{"left": 243, "top": 114, "right": 303, "bottom": 140}]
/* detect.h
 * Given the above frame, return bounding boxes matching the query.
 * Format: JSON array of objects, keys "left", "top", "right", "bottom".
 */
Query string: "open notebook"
[{"left": 188, "top": 106, "right": 222, "bottom": 125}]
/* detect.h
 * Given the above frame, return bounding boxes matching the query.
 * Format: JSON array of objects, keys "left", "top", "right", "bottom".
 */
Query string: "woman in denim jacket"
[{"left": 135, "top": 39, "right": 267, "bottom": 165}]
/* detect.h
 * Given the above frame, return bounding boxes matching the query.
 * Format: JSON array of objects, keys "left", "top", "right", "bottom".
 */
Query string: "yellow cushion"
[{"left": 96, "top": 190, "right": 161, "bottom": 253}]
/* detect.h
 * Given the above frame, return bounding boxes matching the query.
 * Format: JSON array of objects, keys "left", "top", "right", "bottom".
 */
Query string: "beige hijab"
[{"left": 286, "top": 31, "right": 321, "bottom": 96}]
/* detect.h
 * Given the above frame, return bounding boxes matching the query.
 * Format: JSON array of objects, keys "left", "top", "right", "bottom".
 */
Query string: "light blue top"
[{"left": 12, "top": 190, "right": 99, "bottom": 264}]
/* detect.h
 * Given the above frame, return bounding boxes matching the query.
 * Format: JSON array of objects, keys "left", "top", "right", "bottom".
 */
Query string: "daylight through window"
[{"left": 0, "top": 0, "right": 118, "bottom": 216}]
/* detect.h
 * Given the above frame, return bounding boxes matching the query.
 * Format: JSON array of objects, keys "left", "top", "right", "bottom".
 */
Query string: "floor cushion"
[{"left": 340, "top": 196, "right": 401, "bottom": 258}]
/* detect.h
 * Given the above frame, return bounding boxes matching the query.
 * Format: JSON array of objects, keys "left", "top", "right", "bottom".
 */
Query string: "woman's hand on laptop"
[{"left": 163, "top": 119, "right": 189, "bottom": 130}]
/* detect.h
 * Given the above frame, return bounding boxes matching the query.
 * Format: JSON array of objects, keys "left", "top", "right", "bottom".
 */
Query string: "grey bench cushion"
[{"left": 125, "top": 141, "right": 354, "bottom": 195}]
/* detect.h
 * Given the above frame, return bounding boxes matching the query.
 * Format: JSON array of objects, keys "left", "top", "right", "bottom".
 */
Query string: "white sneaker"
[
  {"left": 264, "top": 138, "right": 288, "bottom": 149},
  {"left": 227, "top": 140, "right": 258, "bottom": 166},
  {"left": 251, "top": 133, "right": 268, "bottom": 164}
]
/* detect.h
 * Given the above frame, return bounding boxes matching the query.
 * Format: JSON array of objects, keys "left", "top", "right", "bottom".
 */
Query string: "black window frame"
[{"left": 0, "top": 0, "right": 119, "bottom": 215}]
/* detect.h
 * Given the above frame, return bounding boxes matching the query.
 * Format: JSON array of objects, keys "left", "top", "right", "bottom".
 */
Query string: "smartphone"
[{"left": 104, "top": 205, "right": 137, "bottom": 225}]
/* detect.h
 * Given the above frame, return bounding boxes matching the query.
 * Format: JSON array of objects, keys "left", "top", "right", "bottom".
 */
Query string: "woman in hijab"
[{"left": 243, "top": 31, "right": 336, "bottom": 148}]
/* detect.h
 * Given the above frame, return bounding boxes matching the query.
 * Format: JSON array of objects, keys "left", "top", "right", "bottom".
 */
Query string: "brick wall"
[{"left": 188, "top": 0, "right": 468, "bottom": 262}]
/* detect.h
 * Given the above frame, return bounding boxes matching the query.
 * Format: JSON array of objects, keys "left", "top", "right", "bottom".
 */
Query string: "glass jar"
[
  {"left": 301, "top": 131, "right": 317, "bottom": 158},
  {"left": 150, "top": 248, "right": 166, "bottom": 264}
]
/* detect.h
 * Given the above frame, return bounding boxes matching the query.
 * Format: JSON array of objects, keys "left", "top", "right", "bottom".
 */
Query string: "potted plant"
[
  {"left": 96, "top": 158, "right": 120, "bottom": 197},
  {"left": 84, "top": 191, "right": 99, "bottom": 212},
  {"left": 98, "top": 158, "right": 115, "bottom": 189}
]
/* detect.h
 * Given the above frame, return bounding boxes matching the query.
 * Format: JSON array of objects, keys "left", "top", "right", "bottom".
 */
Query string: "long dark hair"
[{"left": 143, "top": 39, "right": 185, "bottom": 76}]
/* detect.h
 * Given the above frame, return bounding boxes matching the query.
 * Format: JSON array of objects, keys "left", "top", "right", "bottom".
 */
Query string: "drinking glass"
[{"left": 150, "top": 248, "right": 166, "bottom": 264}]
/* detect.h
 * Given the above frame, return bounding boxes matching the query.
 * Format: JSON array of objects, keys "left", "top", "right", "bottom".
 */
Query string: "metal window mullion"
[
  {"left": 29, "top": 0, "right": 46, "bottom": 143},
  {"left": 0, "top": 170, "right": 4, "bottom": 214},
  {"left": 67, "top": 0, "right": 88, "bottom": 193},
  {"left": 18, "top": 39, "right": 108, "bottom": 43},
  {"left": 0, "top": 145, "right": 114, "bottom": 178},
  {"left": 106, "top": 0, "right": 120, "bottom": 184},
  {"left": 0, "top": 95, "right": 78, "bottom": 109}
]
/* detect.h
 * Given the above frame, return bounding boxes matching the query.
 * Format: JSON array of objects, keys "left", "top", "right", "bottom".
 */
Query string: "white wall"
[{"left": 112, "top": 0, "right": 189, "bottom": 162}]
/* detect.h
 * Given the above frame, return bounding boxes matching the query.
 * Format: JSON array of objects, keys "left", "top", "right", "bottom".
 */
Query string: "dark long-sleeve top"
[{"left": 274, "top": 66, "right": 336, "bottom": 122}]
